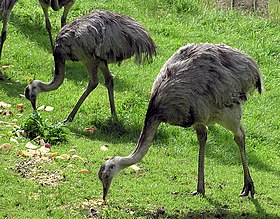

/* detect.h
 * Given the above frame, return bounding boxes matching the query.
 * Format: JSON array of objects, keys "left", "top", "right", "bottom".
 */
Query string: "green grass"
[{"left": 0, "top": 0, "right": 280, "bottom": 218}]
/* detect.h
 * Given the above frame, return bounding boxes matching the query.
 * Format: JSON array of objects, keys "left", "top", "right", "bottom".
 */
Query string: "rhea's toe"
[
  {"left": 191, "top": 190, "right": 205, "bottom": 196},
  {"left": 240, "top": 182, "right": 254, "bottom": 198}
]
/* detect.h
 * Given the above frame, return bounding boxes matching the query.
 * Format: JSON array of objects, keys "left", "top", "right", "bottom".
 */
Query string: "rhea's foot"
[{"left": 240, "top": 181, "right": 254, "bottom": 199}]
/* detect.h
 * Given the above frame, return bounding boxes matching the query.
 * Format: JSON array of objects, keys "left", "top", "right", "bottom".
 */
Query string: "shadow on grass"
[
  {"left": 68, "top": 116, "right": 169, "bottom": 145},
  {"left": 205, "top": 126, "right": 280, "bottom": 178},
  {"left": 64, "top": 62, "right": 134, "bottom": 93},
  {"left": 10, "top": 12, "right": 57, "bottom": 53},
  {"left": 0, "top": 77, "right": 26, "bottom": 98},
  {"left": 116, "top": 198, "right": 279, "bottom": 219}
]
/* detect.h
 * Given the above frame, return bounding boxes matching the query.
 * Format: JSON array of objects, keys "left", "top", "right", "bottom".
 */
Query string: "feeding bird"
[
  {"left": 39, "top": 0, "right": 75, "bottom": 51},
  {"left": 0, "top": 0, "right": 17, "bottom": 59},
  {"left": 98, "top": 43, "right": 263, "bottom": 200},
  {"left": 24, "top": 10, "right": 156, "bottom": 122}
]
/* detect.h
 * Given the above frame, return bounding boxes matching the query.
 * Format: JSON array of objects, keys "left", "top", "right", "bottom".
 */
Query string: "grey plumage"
[
  {"left": 39, "top": 0, "right": 75, "bottom": 51},
  {"left": 99, "top": 43, "right": 262, "bottom": 200},
  {"left": 25, "top": 10, "right": 156, "bottom": 122},
  {"left": 0, "top": 0, "right": 17, "bottom": 59}
]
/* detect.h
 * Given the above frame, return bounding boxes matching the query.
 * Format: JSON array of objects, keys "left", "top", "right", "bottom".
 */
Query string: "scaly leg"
[
  {"left": 64, "top": 63, "right": 99, "bottom": 123},
  {"left": 192, "top": 124, "right": 208, "bottom": 196},
  {"left": 0, "top": 12, "right": 10, "bottom": 59},
  {"left": 61, "top": 1, "right": 75, "bottom": 27},
  {"left": 99, "top": 62, "right": 117, "bottom": 117},
  {"left": 217, "top": 104, "right": 254, "bottom": 198},
  {"left": 40, "top": 2, "right": 54, "bottom": 51},
  {"left": 234, "top": 125, "right": 254, "bottom": 198}
]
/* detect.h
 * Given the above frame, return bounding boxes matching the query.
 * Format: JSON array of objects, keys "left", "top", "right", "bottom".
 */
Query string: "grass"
[{"left": 0, "top": 0, "right": 280, "bottom": 218}]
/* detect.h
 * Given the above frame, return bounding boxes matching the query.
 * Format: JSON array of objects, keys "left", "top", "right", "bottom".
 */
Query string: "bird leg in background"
[
  {"left": 0, "top": 14, "right": 8, "bottom": 59},
  {"left": 64, "top": 64, "right": 99, "bottom": 123},
  {"left": 193, "top": 124, "right": 208, "bottom": 196},
  {"left": 61, "top": 1, "right": 75, "bottom": 27},
  {"left": 40, "top": 3, "right": 54, "bottom": 51},
  {"left": 99, "top": 62, "right": 117, "bottom": 117},
  {"left": 234, "top": 125, "right": 255, "bottom": 198}
]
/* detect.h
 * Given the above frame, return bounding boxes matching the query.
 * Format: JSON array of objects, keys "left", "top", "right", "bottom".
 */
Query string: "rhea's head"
[
  {"left": 98, "top": 156, "right": 124, "bottom": 200},
  {"left": 24, "top": 80, "right": 42, "bottom": 110}
]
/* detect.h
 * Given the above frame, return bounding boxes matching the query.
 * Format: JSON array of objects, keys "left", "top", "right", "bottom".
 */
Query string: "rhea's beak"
[
  {"left": 30, "top": 98, "right": 37, "bottom": 110},
  {"left": 24, "top": 86, "right": 37, "bottom": 111},
  {"left": 102, "top": 179, "right": 112, "bottom": 201}
]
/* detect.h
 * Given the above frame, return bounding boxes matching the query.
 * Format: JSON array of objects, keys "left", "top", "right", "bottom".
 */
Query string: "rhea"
[
  {"left": 24, "top": 10, "right": 156, "bottom": 122},
  {"left": 39, "top": 0, "right": 75, "bottom": 51},
  {"left": 98, "top": 43, "right": 263, "bottom": 200},
  {"left": 0, "top": 0, "right": 17, "bottom": 59}
]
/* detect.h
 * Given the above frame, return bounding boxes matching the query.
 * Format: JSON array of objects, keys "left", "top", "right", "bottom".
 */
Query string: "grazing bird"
[
  {"left": 39, "top": 0, "right": 75, "bottom": 51},
  {"left": 24, "top": 10, "right": 156, "bottom": 122},
  {"left": 98, "top": 43, "right": 263, "bottom": 200},
  {"left": 0, "top": 0, "right": 17, "bottom": 59}
]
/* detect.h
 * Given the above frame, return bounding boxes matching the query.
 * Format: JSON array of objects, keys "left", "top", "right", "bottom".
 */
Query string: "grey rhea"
[
  {"left": 24, "top": 10, "right": 156, "bottom": 122},
  {"left": 98, "top": 43, "right": 263, "bottom": 200},
  {"left": 39, "top": 0, "right": 75, "bottom": 51},
  {"left": 0, "top": 0, "right": 17, "bottom": 59}
]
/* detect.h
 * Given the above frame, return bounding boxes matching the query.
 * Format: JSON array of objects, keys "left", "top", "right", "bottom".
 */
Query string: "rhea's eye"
[{"left": 110, "top": 165, "right": 115, "bottom": 170}]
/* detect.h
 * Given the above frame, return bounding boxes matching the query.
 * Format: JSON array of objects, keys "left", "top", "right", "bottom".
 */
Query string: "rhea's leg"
[
  {"left": 64, "top": 63, "right": 99, "bottom": 123},
  {"left": 99, "top": 62, "right": 117, "bottom": 117},
  {"left": 40, "top": 3, "right": 54, "bottom": 51},
  {"left": 61, "top": 1, "right": 75, "bottom": 27},
  {"left": 192, "top": 124, "right": 208, "bottom": 196},
  {"left": 218, "top": 104, "right": 254, "bottom": 198},
  {"left": 0, "top": 14, "right": 10, "bottom": 59},
  {"left": 234, "top": 125, "right": 254, "bottom": 198}
]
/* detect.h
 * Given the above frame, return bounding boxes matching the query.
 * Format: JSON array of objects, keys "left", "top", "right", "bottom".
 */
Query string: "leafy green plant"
[{"left": 19, "top": 112, "right": 68, "bottom": 144}]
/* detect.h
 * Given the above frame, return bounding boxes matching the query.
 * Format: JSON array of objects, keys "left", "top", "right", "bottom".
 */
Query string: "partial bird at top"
[
  {"left": 0, "top": 0, "right": 17, "bottom": 60},
  {"left": 39, "top": 0, "right": 76, "bottom": 51},
  {"left": 25, "top": 10, "right": 156, "bottom": 122}
]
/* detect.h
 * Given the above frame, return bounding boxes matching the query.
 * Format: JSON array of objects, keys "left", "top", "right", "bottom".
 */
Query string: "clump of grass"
[{"left": 18, "top": 112, "right": 68, "bottom": 144}]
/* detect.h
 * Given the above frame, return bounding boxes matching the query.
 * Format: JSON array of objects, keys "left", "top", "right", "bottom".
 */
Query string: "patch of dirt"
[
  {"left": 219, "top": 0, "right": 268, "bottom": 16},
  {"left": 14, "top": 157, "right": 64, "bottom": 186}
]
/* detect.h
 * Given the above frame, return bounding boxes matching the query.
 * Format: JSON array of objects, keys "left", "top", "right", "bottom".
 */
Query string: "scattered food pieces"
[
  {"left": 0, "top": 143, "right": 13, "bottom": 152},
  {"left": 0, "top": 102, "right": 11, "bottom": 108},
  {"left": 15, "top": 103, "right": 24, "bottom": 112},
  {"left": 71, "top": 154, "right": 83, "bottom": 160},
  {"left": 15, "top": 158, "right": 63, "bottom": 186},
  {"left": 37, "top": 105, "right": 45, "bottom": 111},
  {"left": 83, "top": 127, "right": 97, "bottom": 133},
  {"left": 10, "top": 137, "right": 19, "bottom": 144},
  {"left": 38, "top": 145, "right": 51, "bottom": 153},
  {"left": 37, "top": 105, "right": 54, "bottom": 111},
  {"left": 19, "top": 149, "right": 39, "bottom": 157},
  {"left": 1, "top": 65, "right": 10, "bottom": 70},
  {"left": 78, "top": 169, "right": 91, "bottom": 174},
  {"left": 45, "top": 106, "right": 54, "bottom": 111},
  {"left": 44, "top": 143, "right": 51, "bottom": 149},
  {"left": 83, "top": 199, "right": 105, "bottom": 218},
  {"left": 130, "top": 164, "right": 140, "bottom": 171},
  {"left": 100, "top": 145, "right": 108, "bottom": 151},
  {"left": 0, "top": 110, "right": 13, "bottom": 116},
  {"left": 25, "top": 142, "right": 39, "bottom": 150},
  {"left": 56, "top": 154, "right": 71, "bottom": 160},
  {"left": 68, "top": 149, "right": 76, "bottom": 154}
]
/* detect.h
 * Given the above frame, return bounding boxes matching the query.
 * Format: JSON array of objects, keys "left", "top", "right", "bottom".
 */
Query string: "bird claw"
[{"left": 240, "top": 181, "right": 254, "bottom": 199}]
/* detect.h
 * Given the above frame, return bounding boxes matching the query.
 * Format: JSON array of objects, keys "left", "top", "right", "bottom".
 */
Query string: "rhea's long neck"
[
  {"left": 39, "top": 54, "right": 65, "bottom": 92},
  {"left": 119, "top": 117, "right": 160, "bottom": 168}
]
